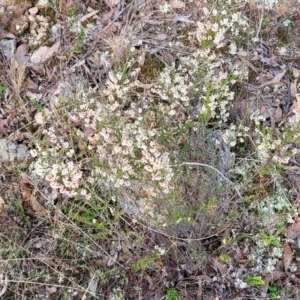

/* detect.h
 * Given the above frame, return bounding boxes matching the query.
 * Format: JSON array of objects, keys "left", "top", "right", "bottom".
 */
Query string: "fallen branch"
[{"left": 179, "top": 162, "right": 242, "bottom": 198}]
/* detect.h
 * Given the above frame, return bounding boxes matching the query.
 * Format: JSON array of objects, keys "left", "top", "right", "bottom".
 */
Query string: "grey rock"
[
  {"left": 0, "top": 139, "right": 30, "bottom": 168},
  {"left": 0, "top": 38, "right": 15, "bottom": 57}
]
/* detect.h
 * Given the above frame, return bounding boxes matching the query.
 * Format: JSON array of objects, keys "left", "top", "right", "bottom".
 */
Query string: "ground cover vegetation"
[{"left": 1, "top": 0, "right": 300, "bottom": 299}]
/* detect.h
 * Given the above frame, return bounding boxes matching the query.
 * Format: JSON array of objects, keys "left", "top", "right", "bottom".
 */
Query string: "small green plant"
[
  {"left": 132, "top": 255, "right": 158, "bottom": 272},
  {"left": 268, "top": 285, "right": 290, "bottom": 299},
  {"left": 166, "top": 287, "right": 181, "bottom": 300},
  {"left": 246, "top": 275, "right": 265, "bottom": 286},
  {"left": 0, "top": 85, "right": 6, "bottom": 94},
  {"left": 219, "top": 254, "right": 230, "bottom": 263},
  {"left": 268, "top": 285, "right": 281, "bottom": 299},
  {"left": 67, "top": 7, "right": 76, "bottom": 18},
  {"left": 73, "top": 25, "right": 86, "bottom": 54},
  {"left": 14, "top": 199, "right": 31, "bottom": 227},
  {"left": 31, "top": 98, "right": 43, "bottom": 111},
  {"left": 96, "top": 270, "right": 109, "bottom": 284},
  {"left": 261, "top": 16, "right": 271, "bottom": 29},
  {"left": 260, "top": 234, "right": 281, "bottom": 248}
]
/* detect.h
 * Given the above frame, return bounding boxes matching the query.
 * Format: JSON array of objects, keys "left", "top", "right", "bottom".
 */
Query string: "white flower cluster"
[
  {"left": 195, "top": 50, "right": 239, "bottom": 123},
  {"left": 150, "top": 56, "right": 199, "bottom": 126},
  {"left": 255, "top": 129, "right": 281, "bottom": 162},
  {"left": 30, "top": 137, "right": 90, "bottom": 199},
  {"left": 159, "top": 2, "right": 172, "bottom": 14},
  {"left": 197, "top": 6, "right": 249, "bottom": 48},
  {"left": 249, "top": 110, "right": 282, "bottom": 162},
  {"left": 30, "top": 69, "right": 176, "bottom": 202},
  {"left": 93, "top": 122, "right": 174, "bottom": 194}
]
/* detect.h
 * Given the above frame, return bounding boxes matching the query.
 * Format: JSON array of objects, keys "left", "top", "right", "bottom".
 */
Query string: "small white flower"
[
  {"left": 159, "top": 2, "right": 172, "bottom": 14},
  {"left": 30, "top": 149, "right": 38, "bottom": 157},
  {"left": 283, "top": 19, "right": 291, "bottom": 27},
  {"left": 277, "top": 46, "right": 288, "bottom": 55}
]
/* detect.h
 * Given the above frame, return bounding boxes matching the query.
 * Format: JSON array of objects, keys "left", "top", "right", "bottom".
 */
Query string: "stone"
[
  {"left": 0, "top": 38, "right": 15, "bottom": 57},
  {"left": 28, "top": 6, "right": 38, "bottom": 16},
  {"left": 0, "top": 139, "right": 31, "bottom": 168}
]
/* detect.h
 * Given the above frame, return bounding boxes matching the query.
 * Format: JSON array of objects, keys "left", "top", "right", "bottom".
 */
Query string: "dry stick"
[
  {"left": 81, "top": 5, "right": 129, "bottom": 61},
  {"left": 179, "top": 162, "right": 242, "bottom": 198},
  {"left": 0, "top": 274, "right": 8, "bottom": 298},
  {"left": 120, "top": 214, "right": 231, "bottom": 242},
  {"left": 81, "top": 0, "right": 145, "bottom": 61},
  {"left": 255, "top": 1, "right": 265, "bottom": 40},
  {"left": 3, "top": 280, "right": 105, "bottom": 296}
]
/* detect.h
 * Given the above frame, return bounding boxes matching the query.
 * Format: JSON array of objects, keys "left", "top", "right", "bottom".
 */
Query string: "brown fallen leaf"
[
  {"left": 212, "top": 257, "right": 227, "bottom": 275},
  {"left": 8, "top": 131, "right": 32, "bottom": 142},
  {"left": 238, "top": 54, "right": 259, "bottom": 74},
  {"left": 291, "top": 79, "right": 298, "bottom": 96},
  {"left": 288, "top": 100, "right": 299, "bottom": 116},
  {"left": 145, "top": 273, "right": 154, "bottom": 290},
  {"left": 20, "top": 173, "right": 48, "bottom": 216},
  {"left": 20, "top": 173, "right": 33, "bottom": 201},
  {"left": 260, "top": 105, "right": 270, "bottom": 118},
  {"left": 79, "top": 9, "right": 99, "bottom": 23},
  {"left": 30, "top": 41, "right": 60, "bottom": 65},
  {"left": 30, "top": 196, "right": 48, "bottom": 216},
  {"left": 171, "top": 0, "right": 185, "bottom": 9},
  {"left": 293, "top": 67, "right": 300, "bottom": 78},
  {"left": 274, "top": 107, "right": 282, "bottom": 122},
  {"left": 259, "top": 69, "right": 287, "bottom": 88},
  {"left": 14, "top": 44, "right": 29, "bottom": 68},
  {"left": 153, "top": 33, "right": 168, "bottom": 40},
  {"left": 261, "top": 271, "right": 287, "bottom": 295},
  {"left": 283, "top": 242, "right": 293, "bottom": 272},
  {"left": 0, "top": 196, "right": 5, "bottom": 210},
  {"left": 0, "top": 118, "right": 9, "bottom": 134},
  {"left": 28, "top": 64, "right": 45, "bottom": 76},
  {"left": 285, "top": 221, "right": 300, "bottom": 239},
  {"left": 26, "top": 77, "right": 39, "bottom": 90}
]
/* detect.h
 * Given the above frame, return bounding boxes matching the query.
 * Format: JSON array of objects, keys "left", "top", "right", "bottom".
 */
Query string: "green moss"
[
  {"left": 276, "top": 27, "right": 289, "bottom": 44},
  {"left": 138, "top": 54, "right": 164, "bottom": 83},
  {"left": 132, "top": 255, "right": 159, "bottom": 272}
]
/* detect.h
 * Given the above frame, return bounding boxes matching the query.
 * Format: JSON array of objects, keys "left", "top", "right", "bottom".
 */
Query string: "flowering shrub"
[
  {"left": 28, "top": 40, "right": 247, "bottom": 226},
  {"left": 196, "top": 4, "right": 250, "bottom": 49},
  {"left": 27, "top": 1, "right": 300, "bottom": 286}
]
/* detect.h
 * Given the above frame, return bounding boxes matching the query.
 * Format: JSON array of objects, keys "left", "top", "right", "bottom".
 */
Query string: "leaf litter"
[{"left": 1, "top": 0, "right": 300, "bottom": 299}]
